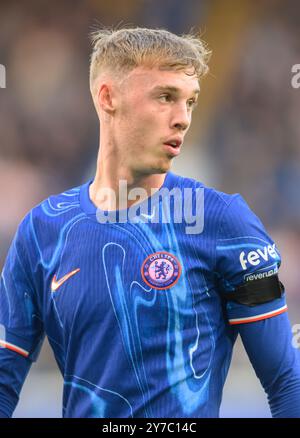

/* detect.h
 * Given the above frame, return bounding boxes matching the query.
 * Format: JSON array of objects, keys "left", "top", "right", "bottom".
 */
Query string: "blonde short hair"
[{"left": 89, "top": 27, "right": 211, "bottom": 97}]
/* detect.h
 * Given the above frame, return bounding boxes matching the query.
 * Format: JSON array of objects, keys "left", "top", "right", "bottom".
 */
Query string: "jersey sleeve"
[
  {"left": 215, "top": 194, "right": 287, "bottom": 325},
  {"left": 0, "top": 214, "right": 44, "bottom": 361},
  {"left": 238, "top": 312, "right": 300, "bottom": 417}
]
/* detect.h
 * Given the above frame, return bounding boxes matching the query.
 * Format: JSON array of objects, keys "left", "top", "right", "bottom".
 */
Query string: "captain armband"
[{"left": 223, "top": 274, "right": 284, "bottom": 307}]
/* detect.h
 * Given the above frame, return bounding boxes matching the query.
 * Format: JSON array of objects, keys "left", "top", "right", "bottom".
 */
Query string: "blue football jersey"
[{"left": 0, "top": 171, "right": 287, "bottom": 417}]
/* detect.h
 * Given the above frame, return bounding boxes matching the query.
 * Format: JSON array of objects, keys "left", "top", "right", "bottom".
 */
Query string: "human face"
[{"left": 112, "top": 66, "right": 200, "bottom": 175}]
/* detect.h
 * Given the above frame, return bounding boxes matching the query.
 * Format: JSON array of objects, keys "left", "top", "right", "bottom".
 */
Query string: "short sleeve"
[
  {"left": 215, "top": 194, "right": 287, "bottom": 325},
  {"left": 0, "top": 216, "right": 44, "bottom": 361}
]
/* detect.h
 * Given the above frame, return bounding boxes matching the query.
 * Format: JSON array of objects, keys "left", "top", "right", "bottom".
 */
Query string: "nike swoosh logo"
[
  {"left": 51, "top": 268, "right": 80, "bottom": 292},
  {"left": 141, "top": 207, "right": 156, "bottom": 220}
]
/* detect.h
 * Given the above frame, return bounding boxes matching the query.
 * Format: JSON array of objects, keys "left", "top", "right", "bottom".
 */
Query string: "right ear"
[{"left": 97, "top": 83, "right": 116, "bottom": 114}]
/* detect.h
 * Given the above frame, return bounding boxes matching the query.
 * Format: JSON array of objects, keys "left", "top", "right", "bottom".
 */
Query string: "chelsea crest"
[{"left": 141, "top": 251, "right": 181, "bottom": 290}]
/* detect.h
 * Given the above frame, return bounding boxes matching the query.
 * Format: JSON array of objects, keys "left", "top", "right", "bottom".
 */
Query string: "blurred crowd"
[
  {"left": 0, "top": 1, "right": 97, "bottom": 264},
  {"left": 209, "top": 1, "right": 300, "bottom": 229}
]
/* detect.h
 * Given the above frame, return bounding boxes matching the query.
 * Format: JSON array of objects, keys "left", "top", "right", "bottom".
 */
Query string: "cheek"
[
  {"left": 125, "top": 110, "right": 158, "bottom": 142},
  {"left": 138, "top": 108, "right": 166, "bottom": 132},
  {"left": 118, "top": 99, "right": 166, "bottom": 149}
]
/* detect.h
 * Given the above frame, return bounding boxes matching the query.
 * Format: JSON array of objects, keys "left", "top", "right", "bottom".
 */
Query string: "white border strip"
[
  {"left": 0, "top": 339, "right": 29, "bottom": 357},
  {"left": 229, "top": 304, "right": 288, "bottom": 325}
]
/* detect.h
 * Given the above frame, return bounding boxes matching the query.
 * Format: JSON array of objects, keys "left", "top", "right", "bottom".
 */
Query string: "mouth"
[{"left": 163, "top": 138, "right": 182, "bottom": 157}]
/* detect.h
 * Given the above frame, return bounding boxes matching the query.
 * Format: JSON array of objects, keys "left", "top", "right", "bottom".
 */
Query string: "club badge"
[{"left": 141, "top": 251, "right": 181, "bottom": 290}]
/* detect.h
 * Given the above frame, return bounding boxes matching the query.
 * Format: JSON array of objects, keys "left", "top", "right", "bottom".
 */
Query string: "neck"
[{"left": 89, "top": 145, "right": 167, "bottom": 211}]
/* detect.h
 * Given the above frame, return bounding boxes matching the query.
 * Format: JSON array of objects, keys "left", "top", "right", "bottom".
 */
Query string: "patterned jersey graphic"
[{"left": 0, "top": 172, "right": 287, "bottom": 418}]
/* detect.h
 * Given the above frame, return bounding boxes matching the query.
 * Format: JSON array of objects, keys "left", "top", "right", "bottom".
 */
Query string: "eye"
[
  {"left": 159, "top": 94, "right": 172, "bottom": 103},
  {"left": 187, "top": 98, "right": 198, "bottom": 110}
]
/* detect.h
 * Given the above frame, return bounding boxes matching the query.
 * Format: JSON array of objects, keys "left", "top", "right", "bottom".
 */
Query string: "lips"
[
  {"left": 163, "top": 143, "right": 182, "bottom": 157},
  {"left": 163, "top": 138, "right": 183, "bottom": 149},
  {"left": 163, "top": 138, "right": 183, "bottom": 157}
]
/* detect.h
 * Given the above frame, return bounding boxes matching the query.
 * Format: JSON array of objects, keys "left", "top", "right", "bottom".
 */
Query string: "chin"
[
  {"left": 136, "top": 158, "right": 173, "bottom": 176},
  {"left": 153, "top": 159, "right": 173, "bottom": 174}
]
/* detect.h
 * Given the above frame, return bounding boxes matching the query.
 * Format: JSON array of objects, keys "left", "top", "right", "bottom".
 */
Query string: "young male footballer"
[{"left": 0, "top": 27, "right": 300, "bottom": 418}]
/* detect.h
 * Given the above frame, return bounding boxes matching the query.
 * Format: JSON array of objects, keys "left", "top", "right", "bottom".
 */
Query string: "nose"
[{"left": 171, "top": 102, "right": 191, "bottom": 132}]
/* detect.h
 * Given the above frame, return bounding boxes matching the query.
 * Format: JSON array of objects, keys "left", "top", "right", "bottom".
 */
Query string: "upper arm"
[
  {"left": 0, "top": 215, "right": 45, "bottom": 416},
  {"left": 215, "top": 194, "right": 286, "bottom": 326},
  {"left": 214, "top": 195, "right": 300, "bottom": 416},
  {"left": 0, "top": 214, "right": 44, "bottom": 362}
]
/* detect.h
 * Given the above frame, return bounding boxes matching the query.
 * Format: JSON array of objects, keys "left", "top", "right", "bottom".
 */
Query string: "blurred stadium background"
[{"left": 0, "top": 0, "right": 299, "bottom": 417}]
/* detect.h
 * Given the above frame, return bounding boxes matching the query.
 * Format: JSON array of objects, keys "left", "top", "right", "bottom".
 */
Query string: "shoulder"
[
  {"left": 170, "top": 171, "right": 241, "bottom": 209},
  {"left": 171, "top": 173, "right": 267, "bottom": 239},
  {"left": 17, "top": 184, "right": 83, "bottom": 239}
]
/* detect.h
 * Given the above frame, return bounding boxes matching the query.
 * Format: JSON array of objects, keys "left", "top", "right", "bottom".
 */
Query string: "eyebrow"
[{"left": 152, "top": 85, "right": 200, "bottom": 96}]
